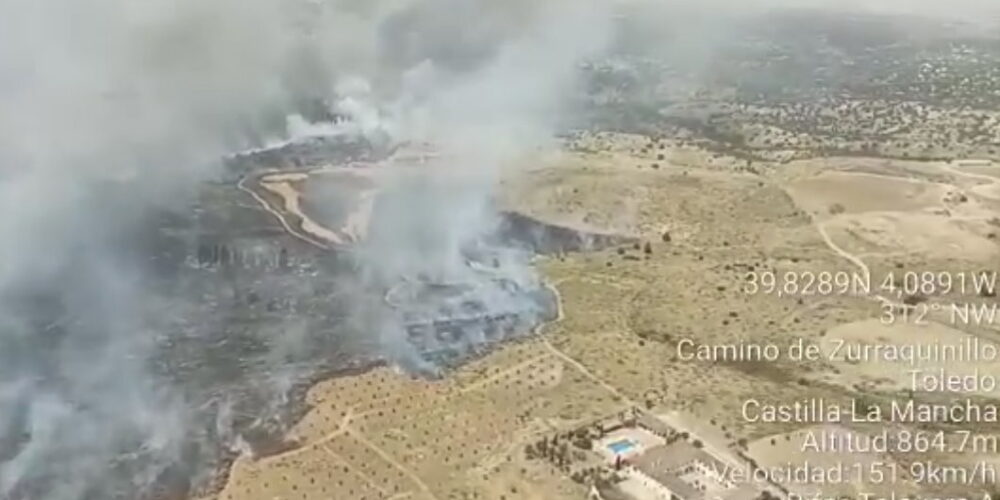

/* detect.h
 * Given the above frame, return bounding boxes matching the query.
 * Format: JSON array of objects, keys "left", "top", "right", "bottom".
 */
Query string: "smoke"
[
  {"left": 2, "top": 0, "right": 996, "bottom": 498},
  {"left": 0, "top": 0, "right": 324, "bottom": 496},
  {"left": 0, "top": 0, "right": 614, "bottom": 498}
]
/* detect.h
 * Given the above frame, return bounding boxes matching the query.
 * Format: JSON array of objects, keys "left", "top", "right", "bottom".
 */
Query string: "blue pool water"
[{"left": 607, "top": 439, "right": 635, "bottom": 454}]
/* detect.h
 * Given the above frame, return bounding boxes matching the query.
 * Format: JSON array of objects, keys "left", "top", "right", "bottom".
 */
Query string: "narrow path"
[
  {"left": 237, "top": 173, "right": 331, "bottom": 250},
  {"left": 459, "top": 353, "right": 556, "bottom": 394},
  {"left": 790, "top": 171, "right": 993, "bottom": 328},
  {"left": 319, "top": 443, "right": 390, "bottom": 497},
  {"left": 536, "top": 281, "right": 637, "bottom": 406},
  {"left": 256, "top": 397, "right": 438, "bottom": 499},
  {"left": 541, "top": 340, "right": 636, "bottom": 406},
  {"left": 942, "top": 162, "right": 1000, "bottom": 202},
  {"left": 814, "top": 220, "right": 895, "bottom": 305},
  {"left": 238, "top": 165, "right": 383, "bottom": 250},
  {"left": 942, "top": 162, "right": 1000, "bottom": 185},
  {"left": 346, "top": 428, "right": 441, "bottom": 500},
  {"left": 783, "top": 172, "right": 898, "bottom": 307},
  {"left": 256, "top": 406, "right": 356, "bottom": 466}
]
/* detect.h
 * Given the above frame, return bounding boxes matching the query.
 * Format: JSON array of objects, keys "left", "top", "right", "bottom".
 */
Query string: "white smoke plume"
[{"left": 0, "top": 0, "right": 613, "bottom": 498}]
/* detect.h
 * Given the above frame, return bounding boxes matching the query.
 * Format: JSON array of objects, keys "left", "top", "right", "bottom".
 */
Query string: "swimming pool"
[{"left": 607, "top": 439, "right": 636, "bottom": 455}]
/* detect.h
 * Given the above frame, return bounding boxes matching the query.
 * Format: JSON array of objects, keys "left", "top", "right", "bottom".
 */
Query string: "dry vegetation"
[{"left": 213, "top": 131, "right": 999, "bottom": 499}]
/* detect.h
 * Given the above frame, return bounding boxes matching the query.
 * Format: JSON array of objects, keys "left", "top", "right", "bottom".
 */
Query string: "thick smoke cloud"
[
  {"left": 0, "top": 0, "right": 612, "bottom": 498},
  {"left": 0, "top": 0, "right": 310, "bottom": 495}
]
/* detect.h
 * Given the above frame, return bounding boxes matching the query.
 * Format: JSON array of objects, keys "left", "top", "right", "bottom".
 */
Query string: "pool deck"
[{"left": 596, "top": 427, "right": 666, "bottom": 463}]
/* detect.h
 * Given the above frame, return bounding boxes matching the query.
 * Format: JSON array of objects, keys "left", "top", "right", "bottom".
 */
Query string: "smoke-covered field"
[{"left": 0, "top": 0, "right": 618, "bottom": 498}]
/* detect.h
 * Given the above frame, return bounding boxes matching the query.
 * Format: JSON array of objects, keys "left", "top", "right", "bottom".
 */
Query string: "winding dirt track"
[
  {"left": 814, "top": 220, "right": 895, "bottom": 306},
  {"left": 796, "top": 160, "right": 999, "bottom": 312},
  {"left": 238, "top": 166, "right": 382, "bottom": 251},
  {"left": 943, "top": 162, "right": 1000, "bottom": 201},
  {"left": 237, "top": 173, "right": 332, "bottom": 250},
  {"left": 234, "top": 143, "right": 445, "bottom": 253}
]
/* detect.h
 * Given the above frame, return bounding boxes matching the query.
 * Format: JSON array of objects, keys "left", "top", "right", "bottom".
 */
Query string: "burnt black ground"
[{"left": 0, "top": 138, "right": 628, "bottom": 500}]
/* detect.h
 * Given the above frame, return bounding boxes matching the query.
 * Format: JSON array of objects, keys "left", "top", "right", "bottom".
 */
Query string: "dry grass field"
[{"left": 213, "top": 132, "right": 1000, "bottom": 499}]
